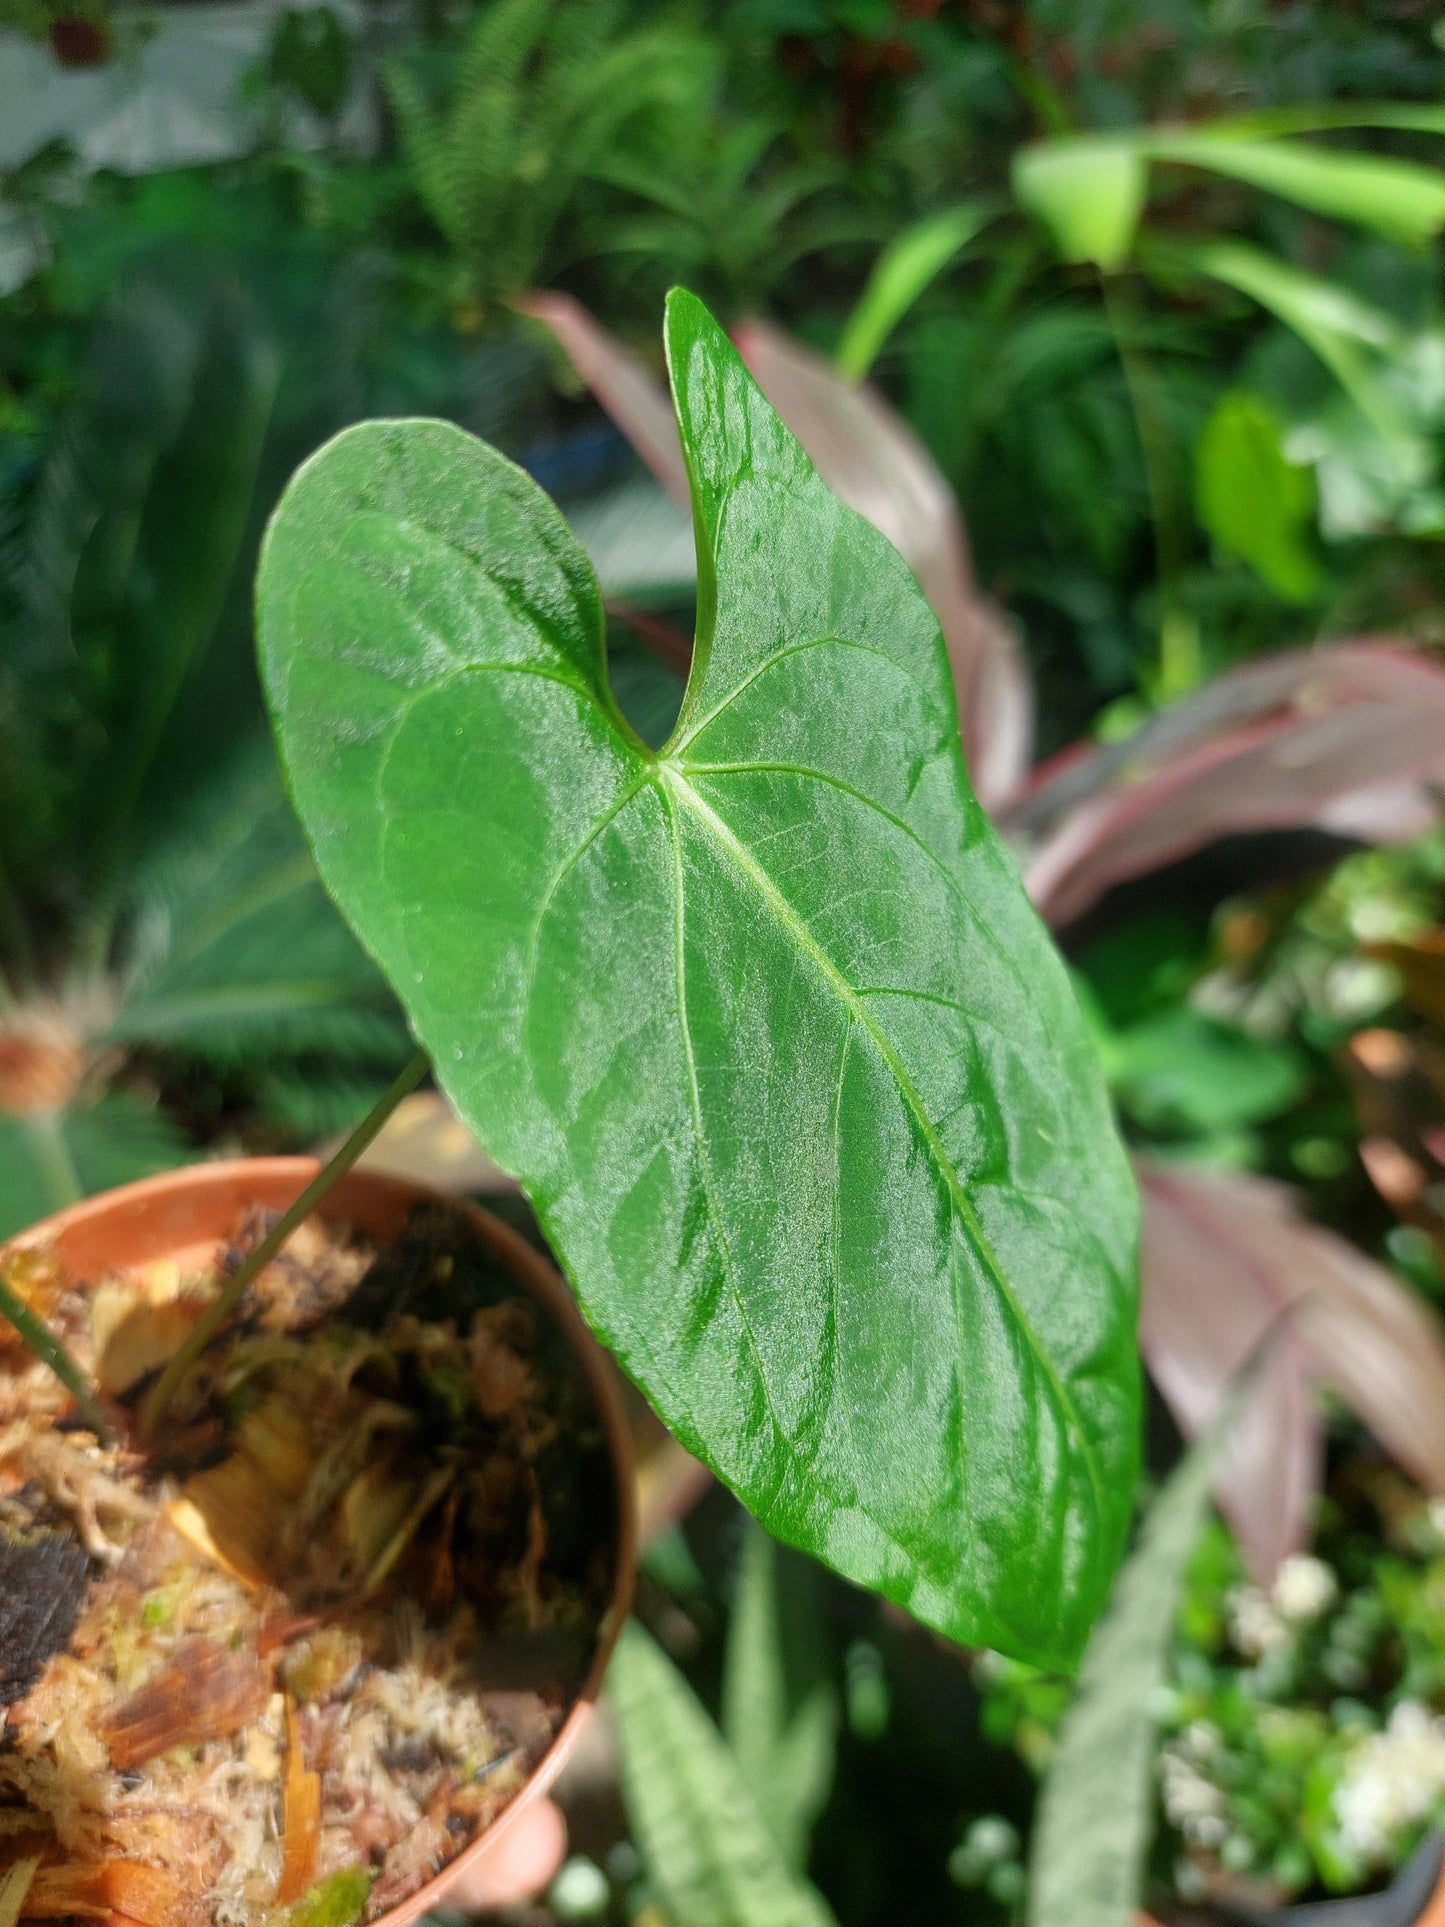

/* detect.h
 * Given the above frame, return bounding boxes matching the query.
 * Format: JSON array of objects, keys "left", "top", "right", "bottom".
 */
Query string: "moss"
[{"left": 267, "top": 1867, "right": 375, "bottom": 1927}]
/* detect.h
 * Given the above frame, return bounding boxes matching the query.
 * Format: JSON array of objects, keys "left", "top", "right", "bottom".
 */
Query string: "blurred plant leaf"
[
  {"left": 520, "top": 291, "right": 690, "bottom": 500},
  {"left": 1148, "top": 135, "right": 1445, "bottom": 249},
  {"left": 1105, "top": 1007, "right": 1307, "bottom": 1135},
  {"left": 1013, "top": 137, "right": 1148, "bottom": 271},
  {"left": 109, "top": 750, "right": 404, "bottom": 1066},
  {"left": 81, "top": 283, "right": 279, "bottom": 928},
  {"left": 721, "top": 1522, "right": 838, "bottom": 1873},
  {"left": 0, "top": 1095, "right": 191, "bottom": 1241},
  {"left": 1165, "top": 242, "right": 1401, "bottom": 438},
  {"left": 1139, "top": 1161, "right": 1321, "bottom": 1585},
  {"left": 1194, "top": 390, "right": 1321, "bottom": 603},
  {"left": 1009, "top": 643, "right": 1445, "bottom": 928},
  {"left": 260, "top": 291, "right": 1140, "bottom": 1666},
  {"left": 385, "top": 0, "right": 703, "bottom": 308},
  {"left": 835, "top": 201, "right": 995, "bottom": 383},
  {"left": 612, "top": 1620, "right": 839, "bottom": 1927},
  {"left": 1026, "top": 1409, "right": 1225, "bottom": 1927},
  {"left": 1139, "top": 1160, "right": 1445, "bottom": 1584}
]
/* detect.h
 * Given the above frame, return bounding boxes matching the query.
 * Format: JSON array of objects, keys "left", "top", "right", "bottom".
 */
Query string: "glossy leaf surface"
[{"left": 259, "top": 290, "right": 1139, "bottom": 1665}]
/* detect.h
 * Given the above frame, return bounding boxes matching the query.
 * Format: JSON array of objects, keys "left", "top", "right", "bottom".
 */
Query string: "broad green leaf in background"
[
  {"left": 612, "top": 1621, "right": 840, "bottom": 1927},
  {"left": 1012, "top": 137, "right": 1148, "bottom": 271},
  {"left": 1194, "top": 390, "right": 1321, "bottom": 603},
  {"left": 1147, "top": 135, "right": 1445, "bottom": 249},
  {"left": 258, "top": 289, "right": 1140, "bottom": 1666},
  {"left": 835, "top": 200, "right": 995, "bottom": 382},
  {"left": 722, "top": 1523, "right": 838, "bottom": 1872},
  {"left": 1105, "top": 1006, "right": 1306, "bottom": 1137},
  {"left": 1026, "top": 1419, "right": 1224, "bottom": 1927}
]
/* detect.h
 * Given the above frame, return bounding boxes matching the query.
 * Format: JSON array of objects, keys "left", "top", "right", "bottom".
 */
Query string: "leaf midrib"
[{"left": 656, "top": 761, "right": 1106, "bottom": 1561}]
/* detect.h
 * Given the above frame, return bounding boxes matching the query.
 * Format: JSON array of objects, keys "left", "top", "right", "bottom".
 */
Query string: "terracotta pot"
[{"left": 1, "top": 1157, "right": 638, "bottom": 1927}]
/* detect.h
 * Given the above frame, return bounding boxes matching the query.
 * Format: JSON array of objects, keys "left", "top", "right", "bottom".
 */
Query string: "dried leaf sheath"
[
  {"left": 98, "top": 1638, "right": 269, "bottom": 1769},
  {"left": 23, "top": 1862, "right": 193, "bottom": 1926},
  {"left": 278, "top": 1698, "right": 321, "bottom": 1904}
]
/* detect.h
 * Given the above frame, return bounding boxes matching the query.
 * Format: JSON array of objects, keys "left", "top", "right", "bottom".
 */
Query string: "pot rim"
[{"left": 1, "top": 1155, "right": 639, "bottom": 1927}]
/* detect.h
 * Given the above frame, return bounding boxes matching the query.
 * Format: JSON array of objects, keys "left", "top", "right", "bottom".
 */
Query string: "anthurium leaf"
[
  {"left": 612, "top": 1620, "right": 839, "bottom": 1927},
  {"left": 258, "top": 289, "right": 1139, "bottom": 1666}
]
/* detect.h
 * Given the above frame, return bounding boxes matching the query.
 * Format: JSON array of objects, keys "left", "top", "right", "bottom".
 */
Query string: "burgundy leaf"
[
  {"left": 1010, "top": 643, "right": 1445, "bottom": 927},
  {"left": 1140, "top": 1161, "right": 1321, "bottom": 1583},
  {"left": 519, "top": 291, "right": 690, "bottom": 502},
  {"left": 1140, "top": 1159, "right": 1445, "bottom": 1581}
]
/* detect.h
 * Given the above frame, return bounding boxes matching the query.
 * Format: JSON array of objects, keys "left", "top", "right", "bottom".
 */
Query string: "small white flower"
[
  {"left": 1227, "top": 1583, "right": 1288, "bottom": 1657},
  {"left": 1161, "top": 1743, "right": 1229, "bottom": 1847},
  {"left": 1272, "top": 1554, "right": 1338, "bottom": 1623},
  {"left": 1334, "top": 1703, "right": 1445, "bottom": 1864},
  {"left": 1181, "top": 1720, "right": 1222, "bottom": 1764}
]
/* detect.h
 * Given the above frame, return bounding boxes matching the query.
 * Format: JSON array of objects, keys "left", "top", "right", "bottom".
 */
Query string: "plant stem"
[
  {"left": 0, "top": 1270, "right": 115, "bottom": 1442},
  {"left": 24, "top": 1113, "right": 84, "bottom": 1217},
  {"left": 1101, "top": 273, "right": 1196, "bottom": 698},
  {"left": 141, "top": 1047, "right": 430, "bottom": 1438}
]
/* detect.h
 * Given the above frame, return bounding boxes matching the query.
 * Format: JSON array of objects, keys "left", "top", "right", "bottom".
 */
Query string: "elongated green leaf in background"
[
  {"left": 259, "top": 289, "right": 1139, "bottom": 1666},
  {"left": 835, "top": 201, "right": 995, "bottom": 382},
  {"left": 1165, "top": 241, "right": 1401, "bottom": 437},
  {"left": 1013, "top": 138, "right": 1147, "bottom": 270},
  {"left": 86, "top": 287, "right": 279, "bottom": 920},
  {"left": 612, "top": 1621, "right": 839, "bottom": 1927},
  {"left": 1194, "top": 390, "right": 1321, "bottom": 603},
  {"left": 722, "top": 1523, "right": 838, "bottom": 1872},
  {"left": 1026, "top": 1421, "right": 1224, "bottom": 1927},
  {"left": 1147, "top": 135, "right": 1445, "bottom": 249}
]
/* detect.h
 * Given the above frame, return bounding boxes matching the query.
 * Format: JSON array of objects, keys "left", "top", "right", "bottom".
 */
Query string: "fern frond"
[
  {"left": 452, "top": 0, "right": 553, "bottom": 104},
  {"left": 112, "top": 744, "right": 403, "bottom": 1067}
]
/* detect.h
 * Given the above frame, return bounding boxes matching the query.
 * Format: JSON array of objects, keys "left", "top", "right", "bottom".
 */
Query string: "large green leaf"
[
  {"left": 258, "top": 289, "right": 1139, "bottom": 1666},
  {"left": 612, "top": 1621, "right": 839, "bottom": 1927}
]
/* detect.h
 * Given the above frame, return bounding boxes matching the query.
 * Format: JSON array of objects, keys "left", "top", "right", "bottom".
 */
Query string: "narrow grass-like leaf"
[
  {"left": 1026, "top": 1420, "right": 1224, "bottom": 1927},
  {"left": 258, "top": 290, "right": 1139, "bottom": 1665},
  {"left": 836, "top": 201, "right": 995, "bottom": 381},
  {"left": 1148, "top": 135, "right": 1445, "bottom": 249},
  {"left": 722, "top": 1523, "right": 838, "bottom": 1872},
  {"left": 612, "top": 1620, "right": 839, "bottom": 1927}
]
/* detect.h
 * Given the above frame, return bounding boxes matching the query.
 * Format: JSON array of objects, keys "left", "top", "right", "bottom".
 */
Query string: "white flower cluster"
[
  {"left": 1227, "top": 1554, "right": 1339, "bottom": 1658},
  {"left": 1161, "top": 1722, "right": 1228, "bottom": 1847},
  {"left": 1334, "top": 1703, "right": 1445, "bottom": 1864}
]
